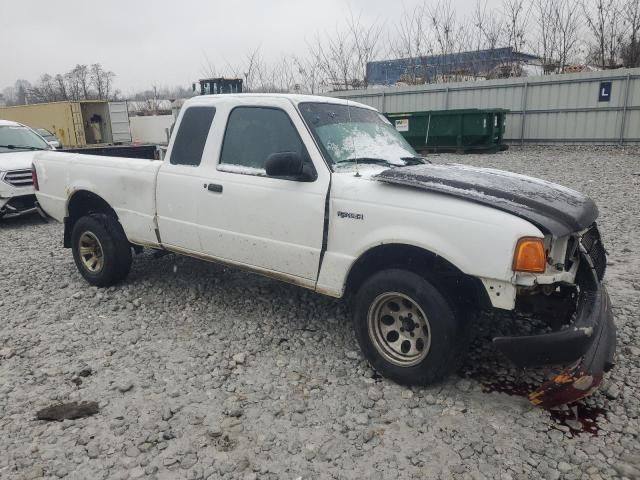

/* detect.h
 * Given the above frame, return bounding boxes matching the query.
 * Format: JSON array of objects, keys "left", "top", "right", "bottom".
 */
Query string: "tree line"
[{"left": 1, "top": 64, "right": 116, "bottom": 106}]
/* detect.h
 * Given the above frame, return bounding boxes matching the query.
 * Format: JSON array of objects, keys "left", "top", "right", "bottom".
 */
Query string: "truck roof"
[{"left": 183, "top": 93, "right": 377, "bottom": 111}]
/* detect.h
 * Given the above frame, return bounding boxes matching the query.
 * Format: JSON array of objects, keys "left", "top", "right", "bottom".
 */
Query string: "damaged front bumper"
[
  {"left": 493, "top": 253, "right": 616, "bottom": 408},
  {"left": 0, "top": 194, "right": 38, "bottom": 219}
]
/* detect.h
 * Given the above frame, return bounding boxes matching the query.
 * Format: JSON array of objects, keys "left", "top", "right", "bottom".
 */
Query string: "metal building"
[{"left": 367, "top": 48, "right": 541, "bottom": 86}]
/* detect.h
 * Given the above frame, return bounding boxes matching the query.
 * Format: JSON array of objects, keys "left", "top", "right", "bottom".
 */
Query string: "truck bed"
[
  {"left": 61, "top": 144, "right": 162, "bottom": 160},
  {"left": 34, "top": 151, "right": 162, "bottom": 247}
]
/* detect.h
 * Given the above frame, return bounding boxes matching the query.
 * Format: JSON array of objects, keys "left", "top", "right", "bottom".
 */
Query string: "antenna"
[{"left": 347, "top": 100, "right": 360, "bottom": 177}]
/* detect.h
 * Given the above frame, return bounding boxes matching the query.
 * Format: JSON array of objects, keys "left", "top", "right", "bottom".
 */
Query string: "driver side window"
[{"left": 219, "top": 107, "right": 309, "bottom": 175}]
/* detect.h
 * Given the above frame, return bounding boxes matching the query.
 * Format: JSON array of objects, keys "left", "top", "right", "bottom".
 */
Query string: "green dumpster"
[{"left": 386, "top": 109, "right": 509, "bottom": 153}]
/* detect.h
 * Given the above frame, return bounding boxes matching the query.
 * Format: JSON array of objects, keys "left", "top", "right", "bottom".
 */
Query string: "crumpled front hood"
[
  {"left": 0, "top": 151, "right": 40, "bottom": 172},
  {"left": 375, "top": 163, "right": 598, "bottom": 236}
]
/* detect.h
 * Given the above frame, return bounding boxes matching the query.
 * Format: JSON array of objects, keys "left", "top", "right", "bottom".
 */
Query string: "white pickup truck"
[{"left": 33, "top": 94, "right": 615, "bottom": 407}]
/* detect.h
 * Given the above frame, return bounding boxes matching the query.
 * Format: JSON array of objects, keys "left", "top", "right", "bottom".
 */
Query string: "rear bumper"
[{"left": 493, "top": 253, "right": 616, "bottom": 408}]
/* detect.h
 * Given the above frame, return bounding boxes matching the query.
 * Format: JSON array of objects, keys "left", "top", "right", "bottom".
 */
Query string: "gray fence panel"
[
  {"left": 625, "top": 110, "right": 640, "bottom": 140},
  {"left": 330, "top": 68, "right": 640, "bottom": 144}
]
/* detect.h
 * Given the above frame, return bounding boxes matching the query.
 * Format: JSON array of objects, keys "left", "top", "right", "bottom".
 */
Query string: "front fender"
[{"left": 317, "top": 188, "right": 543, "bottom": 302}]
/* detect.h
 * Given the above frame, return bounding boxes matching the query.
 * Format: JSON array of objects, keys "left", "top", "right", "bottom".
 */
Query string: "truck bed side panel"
[{"left": 34, "top": 152, "right": 162, "bottom": 246}]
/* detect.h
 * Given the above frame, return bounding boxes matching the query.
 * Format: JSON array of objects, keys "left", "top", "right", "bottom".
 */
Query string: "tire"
[
  {"left": 352, "top": 268, "right": 466, "bottom": 386},
  {"left": 71, "top": 214, "right": 132, "bottom": 287}
]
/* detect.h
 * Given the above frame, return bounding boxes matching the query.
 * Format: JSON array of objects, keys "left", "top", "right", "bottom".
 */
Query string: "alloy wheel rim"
[
  {"left": 79, "top": 231, "right": 104, "bottom": 273},
  {"left": 367, "top": 292, "right": 431, "bottom": 367}
]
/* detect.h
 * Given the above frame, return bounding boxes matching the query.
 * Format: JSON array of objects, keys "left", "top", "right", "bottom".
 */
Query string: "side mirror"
[{"left": 265, "top": 151, "right": 306, "bottom": 179}]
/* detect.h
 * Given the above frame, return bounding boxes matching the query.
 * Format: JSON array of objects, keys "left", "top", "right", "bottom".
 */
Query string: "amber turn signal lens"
[{"left": 512, "top": 237, "right": 546, "bottom": 273}]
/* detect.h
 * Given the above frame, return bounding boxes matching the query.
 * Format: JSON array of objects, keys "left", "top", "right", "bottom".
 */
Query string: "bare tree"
[
  {"left": 390, "top": 2, "right": 431, "bottom": 84},
  {"left": 29, "top": 74, "right": 60, "bottom": 103},
  {"left": 583, "top": 0, "right": 626, "bottom": 67},
  {"left": 502, "top": 0, "right": 531, "bottom": 53},
  {"left": 427, "top": 0, "right": 471, "bottom": 82},
  {"left": 534, "top": 0, "right": 560, "bottom": 70},
  {"left": 55, "top": 74, "right": 69, "bottom": 100},
  {"left": 73, "top": 65, "right": 91, "bottom": 99},
  {"left": 5, "top": 64, "right": 119, "bottom": 105},
  {"left": 346, "top": 10, "right": 384, "bottom": 88},
  {"left": 293, "top": 53, "right": 322, "bottom": 94},
  {"left": 473, "top": 0, "right": 504, "bottom": 50},
  {"left": 1, "top": 87, "right": 16, "bottom": 106},
  {"left": 469, "top": 0, "right": 507, "bottom": 79},
  {"left": 90, "top": 64, "right": 115, "bottom": 100},
  {"left": 555, "top": 0, "right": 583, "bottom": 71},
  {"left": 103, "top": 70, "right": 115, "bottom": 99},
  {"left": 269, "top": 57, "right": 298, "bottom": 93},
  {"left": 622, "top": 0, "right": 640, "bottom": 66},
  {"left": 243, "top": 47, "right": 264, "bottom": 92},
  {"left": 308, "top": 28, "right": 357, "bottom": 91},
  {"left": 65, "top": 70, "right": 81, "bottom": 101}
]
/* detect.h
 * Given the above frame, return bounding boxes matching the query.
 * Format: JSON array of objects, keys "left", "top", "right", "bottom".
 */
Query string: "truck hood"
[
  {"left": 0, "top": 151, "right": 40, "bottom": 172},
  {"left": 375, "top": 163, "right": 598, "bottom": 236}
]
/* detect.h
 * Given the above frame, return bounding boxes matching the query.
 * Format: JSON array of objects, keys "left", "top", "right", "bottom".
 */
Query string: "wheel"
[
  {"left": 352, "top": 268, "right": 465, "bottom": 386},
  {"left": 71, "top": 214, "right": 132, "bottom": 287}
]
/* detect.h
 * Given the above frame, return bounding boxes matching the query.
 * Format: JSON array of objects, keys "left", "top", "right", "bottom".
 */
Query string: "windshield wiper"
[
  {"left": 401, "top": 156, "right": 429, "bottom": 165},
  {"left": 336, "top": 157, "right": 394, "bottom": 166},
  {"left": 336, "top": 156, "right": 428, "bottom": 167},
  {"left": 0, "top": 144, "right": 46, "bottom": 151}
]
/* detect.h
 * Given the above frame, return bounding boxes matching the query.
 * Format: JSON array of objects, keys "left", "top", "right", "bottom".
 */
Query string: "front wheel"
[
  {"left": 352, "top": 269, "right": 465, "bottom": 386},
  {"left": 71, "top": 214, "right": 132, "bottom": 287}
]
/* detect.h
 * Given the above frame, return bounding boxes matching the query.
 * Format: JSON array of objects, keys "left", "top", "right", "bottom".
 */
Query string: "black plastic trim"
[{"left": 493, "top": 253, "right": 616, "bottom": 371}]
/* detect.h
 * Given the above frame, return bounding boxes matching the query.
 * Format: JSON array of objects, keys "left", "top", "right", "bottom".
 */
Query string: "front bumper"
[
  {"left": 0, "top": 194, "right": 38, "bottom": 219},
  {"left": 493, "top": 253, "right": 616, "bottom": 408}
]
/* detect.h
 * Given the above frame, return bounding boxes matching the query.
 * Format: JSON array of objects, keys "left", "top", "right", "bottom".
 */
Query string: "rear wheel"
[
  {"left": 71, "top": 214, "right": 132, "bottom": 287},
  {"left": 353, "top": 269, "right": 465, "bottom": 385}
]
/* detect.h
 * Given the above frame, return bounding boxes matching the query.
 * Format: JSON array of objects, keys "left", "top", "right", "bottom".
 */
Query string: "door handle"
[{"left": 206, "top": 183, "right": 223, "bottom": 193}]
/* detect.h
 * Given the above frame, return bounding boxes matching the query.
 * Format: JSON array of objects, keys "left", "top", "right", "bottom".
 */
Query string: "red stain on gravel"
[
  {"left": 478, "top": 376, "right": 605, "bottom": 435},
  {"left": 547, "top": 404, "right": 606, "bottom": 436}
]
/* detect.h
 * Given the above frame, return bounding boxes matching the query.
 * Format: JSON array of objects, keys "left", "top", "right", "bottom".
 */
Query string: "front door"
[{"left": 196, "top": 100, "right": 330, "bottom": 282}]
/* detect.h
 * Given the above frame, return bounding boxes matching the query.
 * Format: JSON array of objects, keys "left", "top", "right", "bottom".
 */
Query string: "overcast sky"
[{"left": 0, "top": 0, "right": 498, "bottom": 95}]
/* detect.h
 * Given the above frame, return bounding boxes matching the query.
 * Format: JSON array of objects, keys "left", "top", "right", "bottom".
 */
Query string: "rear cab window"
[{"left": 170, "top": 106, "right": 216, "bottom": 166}]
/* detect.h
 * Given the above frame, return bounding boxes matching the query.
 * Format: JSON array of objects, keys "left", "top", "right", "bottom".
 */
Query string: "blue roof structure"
[{"left": 367, "top": 47, "right": 540, "bottom": 85}]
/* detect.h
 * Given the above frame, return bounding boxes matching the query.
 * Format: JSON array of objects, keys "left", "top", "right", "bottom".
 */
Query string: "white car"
[
  {"left": 0, "top": 119, "right": 53, "bottom": 219},
  {"left": 32, "top": 94, "right": 615, "bottom": 407}
]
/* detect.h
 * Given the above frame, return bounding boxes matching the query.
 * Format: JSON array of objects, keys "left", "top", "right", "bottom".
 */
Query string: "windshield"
[
  {"left": 0, "top": 125, "right": 50, "bottom": 153},
  {"left": 298, "top": 102, "right": 418, "bottom": 167}
]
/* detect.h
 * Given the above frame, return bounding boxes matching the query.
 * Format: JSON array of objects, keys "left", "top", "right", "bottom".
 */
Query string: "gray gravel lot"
[{"left": 1, "top": 145, "right": 639, "bottom": 480}]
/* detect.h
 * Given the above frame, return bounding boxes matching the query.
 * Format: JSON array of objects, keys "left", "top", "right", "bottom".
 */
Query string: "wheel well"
[
  {"left": 345, "top": 244, "right": 491, "bottom": 310},
  {"left": 64, "top": 191, "right": 117, "bottom": 248}
]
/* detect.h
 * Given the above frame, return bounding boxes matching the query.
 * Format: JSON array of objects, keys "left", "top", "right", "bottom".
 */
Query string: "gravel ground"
[{"left": 1, "top": 145, "right": 639, "bottom": 480}]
